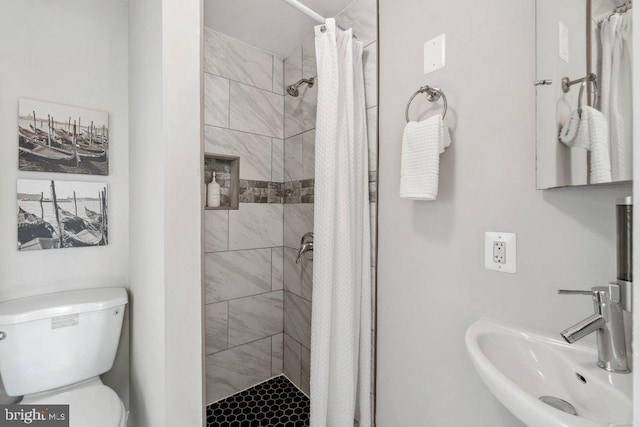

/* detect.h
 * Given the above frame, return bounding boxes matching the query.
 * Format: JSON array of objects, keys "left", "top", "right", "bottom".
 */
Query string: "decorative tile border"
[
  {"left": 238, "top": 173, "right": 377, "bottom": 204},
  {"left": 239, "top": 180, "right": 284, "bottom": 204},
  {"left": 285, "top": 179, "right": 314, "bottom": 204}
]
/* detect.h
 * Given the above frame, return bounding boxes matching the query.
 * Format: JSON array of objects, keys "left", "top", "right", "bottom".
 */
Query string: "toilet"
[{"left": 0, "top": 287, "right": 128, "bottom": 427}]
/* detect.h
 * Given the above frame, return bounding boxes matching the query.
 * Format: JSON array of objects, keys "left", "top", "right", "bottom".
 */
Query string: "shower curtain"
[
  {"left": 310, "top": 18, "right": 372, "bottom": 427},
  {"left": 599, "top": 10, "right": 633, "bottom": 181}
]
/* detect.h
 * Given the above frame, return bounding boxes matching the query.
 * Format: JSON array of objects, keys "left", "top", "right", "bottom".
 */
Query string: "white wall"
[
  {"left": 0, "top": 0, "right": 129, "bottom": 405},
  {"left": 0, "top": 1, "right": 203, "bottom": 424},
  {"left": 0, "top": 0, "right": 129, "bottom": 299},
  {"left": 129, "top": 0, "right": 204, "bottom": 425},
  {"left": 128, "top": 0, "right": 165, "bottom": 423},
  {"left": 162, "top": 0, "right": 204, "bottom": 425},
  {"left": 377, "top": 0, "right": 632, "bottom": 425}
]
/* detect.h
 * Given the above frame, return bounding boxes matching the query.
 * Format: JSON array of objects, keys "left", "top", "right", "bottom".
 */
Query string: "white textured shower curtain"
[
  {"left": 599, "top": 11, "right": 633, "bottom": 181},
  {"left": 310, "top": 18, "right": 372, "bottom": 427}
]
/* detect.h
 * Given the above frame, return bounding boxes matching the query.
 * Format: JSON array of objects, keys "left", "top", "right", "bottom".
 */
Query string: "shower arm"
[
  {"left": 286, "top": 77, "right": 316, "bottom": 97},
  {"left": 294, "top": 77, "right": 315, "bottom": 88}
]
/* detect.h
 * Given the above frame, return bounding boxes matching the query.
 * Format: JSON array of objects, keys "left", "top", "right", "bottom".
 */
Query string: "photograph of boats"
[
  {"left": 18, "top": 98, "right": 109, "bottom": 175},
  {"left": 17, "top": 179, "right": 108, "bottom": 251}
]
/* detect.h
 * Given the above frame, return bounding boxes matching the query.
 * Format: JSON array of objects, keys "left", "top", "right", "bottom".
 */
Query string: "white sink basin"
[{"left": 465, "top": 319, "right": 632, "bottom": 427}]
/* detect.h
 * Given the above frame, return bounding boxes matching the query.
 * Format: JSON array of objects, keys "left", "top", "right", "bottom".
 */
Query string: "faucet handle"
[
  {"left": 296, "top": 232, "right": 314, "bottom": 264},
  {"left": 608, "top": 283, "right": 621, "bottom": 303},
  {"left": 558, "top": 290, "right": 593, "bottom": 295}
]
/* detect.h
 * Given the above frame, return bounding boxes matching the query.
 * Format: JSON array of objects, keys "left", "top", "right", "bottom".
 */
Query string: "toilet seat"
[{"left": 21, "top": 377, "right": 126, "bottom": 427}]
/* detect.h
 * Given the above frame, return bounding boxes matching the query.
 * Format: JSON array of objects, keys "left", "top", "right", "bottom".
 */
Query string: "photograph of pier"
[
  {"left": 18, "top": 98, "right": 109, "bottom": 175},
  {"left": 17, "top": 179, "right": 108, "bottom": 251}
]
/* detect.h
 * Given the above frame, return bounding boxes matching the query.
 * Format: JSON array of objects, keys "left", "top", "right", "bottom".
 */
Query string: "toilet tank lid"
[{"left": 0, "top": 287, "right": 128, "bottom": 325}]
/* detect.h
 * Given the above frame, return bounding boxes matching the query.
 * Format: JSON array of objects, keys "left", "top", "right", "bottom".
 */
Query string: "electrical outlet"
[
  {"left": 493, "top": 241, "right": 506, "bottom": 264},
  {"left": 485, "top": 232, "right": 516, "bottom": 273}
]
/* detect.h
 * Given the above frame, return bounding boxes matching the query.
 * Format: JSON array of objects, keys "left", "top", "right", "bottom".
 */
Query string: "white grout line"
[
  {"left": 206, "top": 332, "right": 283, "bottom": 358},
  {"left": 281, "top": 373, "right": 309, "bottom": 398},
  {"left": 205, "top": 288, "right": 284, "bottom": 308},
  {"left": 204, "top": 70, "right": 284, "bottom": 97},
  {"left": 204, "top": 123, "right": 282, "bottom": 142}
]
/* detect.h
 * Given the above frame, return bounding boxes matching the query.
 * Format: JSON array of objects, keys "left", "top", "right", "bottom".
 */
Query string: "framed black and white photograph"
[
  {"left": 17, "top": 179, "right": 108, "bottom": 251},
  {"left": 18, "top": 98, "right": 109, "bottom": 175}
]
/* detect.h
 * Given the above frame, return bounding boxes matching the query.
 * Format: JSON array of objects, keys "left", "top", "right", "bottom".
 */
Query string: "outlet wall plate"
[
  {"left": 559, "top": 22, "right": 569, "bottom": 63},
  {"left": 485, "top": 232, "right": 517, "bottom": 273},
  {"left": 424, "top": 34, "right": 446, "bottom": 75}
]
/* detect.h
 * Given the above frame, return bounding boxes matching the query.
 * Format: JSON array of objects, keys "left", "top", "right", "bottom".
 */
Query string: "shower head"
[
  {"left": 286, "top": 77, "right": 315, "bottom": 97},
  {"left": 286, "top": 84, "right": 299, "bottom": 97}
]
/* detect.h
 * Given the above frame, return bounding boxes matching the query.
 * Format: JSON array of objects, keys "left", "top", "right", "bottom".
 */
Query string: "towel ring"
[
  {"left": 405, "top": 85, "right": 448, "bottom": 122},
  {"left": 577, "top": 76, "right": 597, "bottom": 117},
  {"left": 564, "top": 73, "right": 598, "bottom": 117},
  {"left": 577, "top": 78, "right": 587, "bottom": 116}
]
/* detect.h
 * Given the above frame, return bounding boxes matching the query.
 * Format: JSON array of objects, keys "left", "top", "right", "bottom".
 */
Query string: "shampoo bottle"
[{"left": 208, "top": 172, "right": 221, "bottom": 208}]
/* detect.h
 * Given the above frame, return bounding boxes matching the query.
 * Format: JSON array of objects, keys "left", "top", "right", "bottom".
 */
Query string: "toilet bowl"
[
  {"left": 21, "top": 378, "right": 126, "bottom": 427},
  {"left": 0, "top": 287, "right": 128, "bottom": 427}
]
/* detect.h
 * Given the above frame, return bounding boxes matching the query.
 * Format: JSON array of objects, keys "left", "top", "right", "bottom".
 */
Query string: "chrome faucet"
[{"left": 558, "top": 283, "right": 629, "bottom": 373}]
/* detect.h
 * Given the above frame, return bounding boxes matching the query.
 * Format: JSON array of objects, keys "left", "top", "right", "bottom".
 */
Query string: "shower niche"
[{"left": 204, "top": 153, "right": 239, "bottom": 210}]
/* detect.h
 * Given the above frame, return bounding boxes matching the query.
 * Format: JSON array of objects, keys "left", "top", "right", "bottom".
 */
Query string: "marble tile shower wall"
[
  {"left": 203, "top": 28, "right": 286, "bottom": 404},
  {"left": 281, "top": 0, "right": 378, "bottom": 403}
]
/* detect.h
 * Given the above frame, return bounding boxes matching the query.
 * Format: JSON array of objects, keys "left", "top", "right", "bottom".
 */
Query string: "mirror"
[{"left": 536, "top": 0, "right": 633, "bottom": 189}]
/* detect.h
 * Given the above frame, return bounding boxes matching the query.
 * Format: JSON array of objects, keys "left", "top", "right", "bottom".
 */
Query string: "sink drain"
[{"left": 539, "top": 396, "right": 577, "bottom": 415}]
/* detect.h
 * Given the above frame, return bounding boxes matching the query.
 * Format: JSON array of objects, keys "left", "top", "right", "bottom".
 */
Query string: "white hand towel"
[
  {"left": 559, "top": 106, "right": 612, "bottom": 184},
  {"left": 400, "top": 115, "right": 451, "bottom": 200}
]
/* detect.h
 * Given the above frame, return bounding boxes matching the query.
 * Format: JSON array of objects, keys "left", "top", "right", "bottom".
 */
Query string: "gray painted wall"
[{"left": 377, "top": 0, "right": 631, "bottom": 425}]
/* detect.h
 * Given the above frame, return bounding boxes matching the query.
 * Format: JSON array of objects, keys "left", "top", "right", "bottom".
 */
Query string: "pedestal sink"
[{"left": 465, "top": 319, "right": 632, "bottom": 427}]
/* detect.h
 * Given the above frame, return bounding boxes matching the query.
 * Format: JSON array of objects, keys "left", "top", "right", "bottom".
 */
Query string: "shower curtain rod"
[
  {"left": 280, "top": 0, "right": 358, "bottom": 39},
  {"left": 280, "top": 0, "right": 326, "bottom": 24}
]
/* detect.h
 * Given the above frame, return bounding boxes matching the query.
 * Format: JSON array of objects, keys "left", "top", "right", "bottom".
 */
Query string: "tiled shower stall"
[{"left": 203, "top": 0, "right": 378, "bottom": 413}]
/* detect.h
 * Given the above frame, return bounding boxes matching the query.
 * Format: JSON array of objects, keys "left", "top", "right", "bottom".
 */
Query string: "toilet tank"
[{"left": 0, "top": 287, "right": 127, "bottom": 396}]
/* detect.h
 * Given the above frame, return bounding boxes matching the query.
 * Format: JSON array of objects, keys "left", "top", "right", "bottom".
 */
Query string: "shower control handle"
[{"left": 296, "top": 232, "right": 314, "bottom": 264}]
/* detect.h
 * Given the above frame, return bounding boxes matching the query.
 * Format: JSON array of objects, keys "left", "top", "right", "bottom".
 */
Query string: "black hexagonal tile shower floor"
[{"left": 206, "top": 375, "right": 310, "bottom": 427}]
